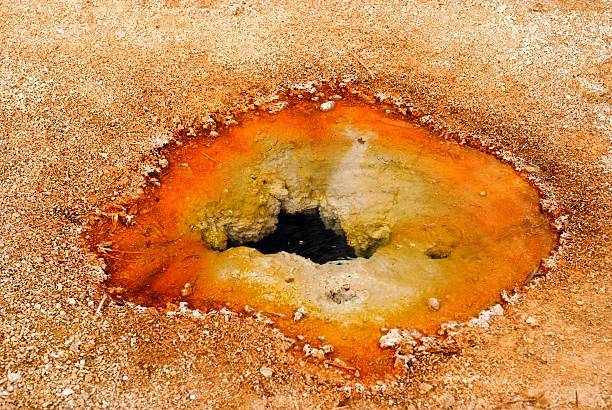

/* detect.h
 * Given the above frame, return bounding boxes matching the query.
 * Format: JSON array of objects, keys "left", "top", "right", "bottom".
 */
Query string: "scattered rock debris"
[
  {"left": 0, "top": 2, "right": 608, "bottom": 408},
  {"left": 303, "top": 344, "right": 335, "bottom": 361}
]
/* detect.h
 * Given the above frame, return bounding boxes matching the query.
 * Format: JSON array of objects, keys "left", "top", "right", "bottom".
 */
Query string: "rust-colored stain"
[{"left": 87, "top": 94, "right": 557, "bottom": 379}]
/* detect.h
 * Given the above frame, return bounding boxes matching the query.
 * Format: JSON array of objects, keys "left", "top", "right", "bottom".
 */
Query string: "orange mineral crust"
[{"left": 88, "top": 100, "right": 557, "bottom": 378}]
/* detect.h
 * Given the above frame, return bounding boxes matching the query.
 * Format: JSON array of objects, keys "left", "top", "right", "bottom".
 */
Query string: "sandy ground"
[{"left": 0, "top": 0, "right": 610, "bottom": 408}]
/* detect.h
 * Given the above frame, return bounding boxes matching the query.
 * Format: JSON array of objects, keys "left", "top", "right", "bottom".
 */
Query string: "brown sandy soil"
[{"left": 0, "top": 1, "right": 610, "bottom": 408}]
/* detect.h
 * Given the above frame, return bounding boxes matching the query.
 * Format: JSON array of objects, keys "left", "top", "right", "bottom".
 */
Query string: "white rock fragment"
[
  {"left": 303, "top": 344, "right": 328, "bottom": 361},
  {"left": 522, "top": 164, "right": 540, "bottom": 173},
  {"left": 254, "top": 312, "right": 274, "bottom": 325},
  {"left": 259, "top": 366, "right": 273, "bottom": 378},
  {"left": 181, "top": 282, "right": 192, "bottom": 297},
  {"left": 291, "top": 82, "right": 317, "bottom": 94},
  {"left": 62, "top": 388, "right": 74, "bottom": 396},
  {"left": 331, "top": 357, "right": 354, "bottom": 370},
  {"left": 490, "top": 304, "right": 504, "bottom": 316},
  {"left": 468, "top": 304, "right": 504, "bottom": 328},
  {"left": 293, "top": 306, "right": 308, "bottom": 321},
  {"left": 7, "top": 371, "right": 21, "bottom": 383},
  {"left": 141, "top": 164, "right": 160, "bottom": 176},
  {"left": 394, "top": 352, "right": 417, "bottom": 369},
  {"left": 320, "top": 101, "right": 335, "bottom": 112},
  {"left": 379, "top": 328, "right": 402, "bottom": 348},
  {"left": 219, "top": 307, "right": 237, "bottom": 316},
  {"left": 501, "top": 290, "right": 519, "bottom": 304},
  {"left": 151, "top": 134, "right": 170, "bottom": 148},
  {"left": 320, "top": 344, "right": 334, "bottom": 354},
  {"left": 268, "top": 101, "right": 289, "bottom": 114},
  {"left": 428, "top": 297, "right": 440, "bottom": 311}
]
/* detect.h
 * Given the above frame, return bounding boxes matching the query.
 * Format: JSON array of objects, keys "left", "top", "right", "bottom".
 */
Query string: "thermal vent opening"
[
  {"left": 92, "top": 94, "right": 558, "bottom": 376},
  {"left": 229, "top": 210, "right": 358, "bottom": 264}
]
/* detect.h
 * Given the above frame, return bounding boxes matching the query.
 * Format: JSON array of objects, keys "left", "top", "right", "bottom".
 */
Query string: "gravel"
[{"left": 0, "top": 0, "right": 610, "bottom": 408}]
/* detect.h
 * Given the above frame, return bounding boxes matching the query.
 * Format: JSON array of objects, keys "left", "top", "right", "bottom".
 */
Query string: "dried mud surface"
[{"left": 0, "top": 1, "right": 610, "bottom": 409}]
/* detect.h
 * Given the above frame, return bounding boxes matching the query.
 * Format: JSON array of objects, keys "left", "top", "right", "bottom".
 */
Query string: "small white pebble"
[
  {"left": 321, "top": 344, "right": 334, "bottom": 354},
  {"left": 259, "top": 366, "right": 273, "bottom": 378},
  {"left": 122, "top": 375, "right": 129, "bottom": 381},
  {"left": 7, "top": 371, "right": 21, "bottom": 383},
  {"left": 189, "top": 394, "right": 196, "bottom": 400},
  {"left": 379, "top": 329, "right": 402, "bottom": 348},
  {"left": 428, "top": 297, "right": 440, "bottom": 311},
  {"left": 320, "top": 101, "right": 335, "bottom": 112},
  {"left": 62, "top": 388, "right": 74, "bottom": 396},
  {"left": 293, "top": 306, "right": 308, "bottom": 321},
  {"left": 525, "top": 316, "right": 539, "bottom": 327}
]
